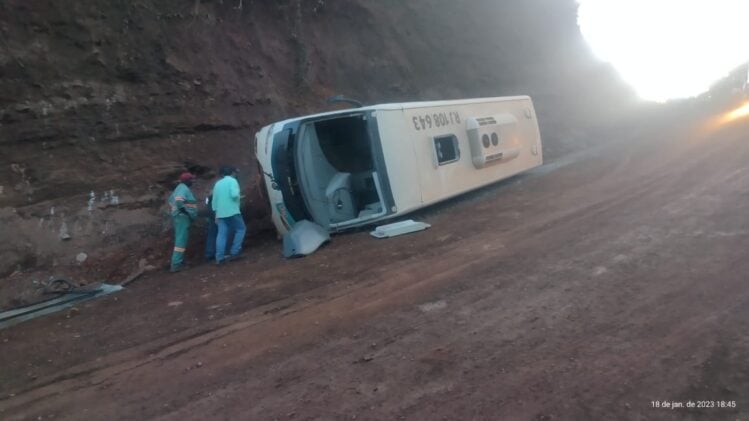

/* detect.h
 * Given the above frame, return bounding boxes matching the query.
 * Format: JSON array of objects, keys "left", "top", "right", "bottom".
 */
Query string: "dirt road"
[{"left": 2, "top": 113, "right": 749, "bottom": 420}]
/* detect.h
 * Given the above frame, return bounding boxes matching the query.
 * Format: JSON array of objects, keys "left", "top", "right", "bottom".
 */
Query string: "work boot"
[
  {"left": 225, "top": 253, "right": 245, "bottom": 263},
  {"left": 170, "top": 264, "right": 190, "bottom": 273}
]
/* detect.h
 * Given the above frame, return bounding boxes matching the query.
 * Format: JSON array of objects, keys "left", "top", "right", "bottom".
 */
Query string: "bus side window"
[{"left": 433, "top": 134, "right": 460, "bottom": 166}]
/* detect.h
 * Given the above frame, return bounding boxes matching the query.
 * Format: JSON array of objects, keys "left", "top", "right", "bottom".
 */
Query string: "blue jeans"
[
  {"left": 204, "top": 217, "right": 218, "bottom": 260},
  {"left": 215, "top": 214, "right": 246, "bottom": 261}
]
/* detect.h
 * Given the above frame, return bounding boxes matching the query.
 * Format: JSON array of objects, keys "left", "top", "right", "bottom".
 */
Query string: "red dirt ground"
[{"left": 2, "top": 113, "right": 749, "bottom": 420}]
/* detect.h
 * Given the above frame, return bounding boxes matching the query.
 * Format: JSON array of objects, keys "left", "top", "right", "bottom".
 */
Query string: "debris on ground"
[
  {"left": 0, "top": 282, "right": 122, "bottom": 329},
  {"left": 282, "top": 220, "right": 331, "bottom": 258},
  {"left": 120, "top": 258, "right": 158, "bottom": 286},
  {"left": 370, "top": 220, "right": 431, "bottom": 239}
]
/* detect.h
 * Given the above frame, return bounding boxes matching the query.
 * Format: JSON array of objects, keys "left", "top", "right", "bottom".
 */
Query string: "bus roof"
[{"left": 263, "top": 95, "right": 532, "bottom": 129}]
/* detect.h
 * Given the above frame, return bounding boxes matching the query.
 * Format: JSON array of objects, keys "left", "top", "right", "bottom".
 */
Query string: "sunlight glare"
[
  {"left": 577, "top": 0, "right": 749, "bottom": 102},
  {"left": 721, "top": 101, "right": 749, "bottom": 125}
]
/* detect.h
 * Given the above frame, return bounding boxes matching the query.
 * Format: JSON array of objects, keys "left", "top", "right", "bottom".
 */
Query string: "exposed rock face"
[{"left": 0, "top": 0, "right": 633, "bottom": 279}]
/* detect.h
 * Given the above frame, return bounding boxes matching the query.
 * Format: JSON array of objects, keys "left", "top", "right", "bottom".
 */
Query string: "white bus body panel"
[
  {"left": 376, "top": 97, "right": 541, "bottom": 215},
  {"left": 254, "top": 124, "right": 287, "bottom": 234},
  {"left": 255, "top": 96, "right": 542, "bottom": 235}
]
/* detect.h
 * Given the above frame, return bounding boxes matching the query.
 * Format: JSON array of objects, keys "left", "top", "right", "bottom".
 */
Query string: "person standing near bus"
[
  {"left": 168, "top": 172, "right": 198, "bottom": 272},
  {"left": 212, "top": 166, "right": 246, "bottom": 264},
  {"left": 203, "top": 192, "right": 218, "bottom": 262}
]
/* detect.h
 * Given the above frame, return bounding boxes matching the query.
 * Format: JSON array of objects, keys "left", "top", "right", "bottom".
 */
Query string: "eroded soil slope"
[{"left": 0, "top": 0, "right": 632, "bottom": 283}]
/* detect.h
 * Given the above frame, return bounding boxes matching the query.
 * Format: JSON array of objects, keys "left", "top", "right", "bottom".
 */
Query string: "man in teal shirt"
[
  {"left": 168, "top": 172, "right": 198, "bottom": 272},
  {"left": 212, "top": 166, "right": 246, "bottom": 263}
]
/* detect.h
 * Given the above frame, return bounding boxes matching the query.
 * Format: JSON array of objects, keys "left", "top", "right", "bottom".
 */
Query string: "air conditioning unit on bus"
[{"left": 466, "top": 114, "right": 521, "bottom": 169}]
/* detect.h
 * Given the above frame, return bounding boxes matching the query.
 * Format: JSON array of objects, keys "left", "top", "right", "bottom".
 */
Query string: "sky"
[{"left": 577, "top": 0, "right": 749, "bottom": 102}]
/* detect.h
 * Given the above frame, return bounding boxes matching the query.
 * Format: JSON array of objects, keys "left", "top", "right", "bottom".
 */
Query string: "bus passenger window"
[{"left": 434, "top": 134, "right": 460, "bottom": 165}]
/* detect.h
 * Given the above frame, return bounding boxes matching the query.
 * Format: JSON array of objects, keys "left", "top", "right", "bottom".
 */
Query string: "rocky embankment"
[{"left": 0, "top": 0, "right": 633, "bottom": 290}]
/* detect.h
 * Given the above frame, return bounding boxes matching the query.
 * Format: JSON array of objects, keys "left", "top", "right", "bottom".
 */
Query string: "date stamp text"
[{"left": 651, "top": 400, "right": 736, "bottom": 410}]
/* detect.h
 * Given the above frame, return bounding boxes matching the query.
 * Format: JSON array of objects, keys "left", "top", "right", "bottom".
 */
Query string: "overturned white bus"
[{"left": 255, "top": 96, "right": 543, "bottom": 235}]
